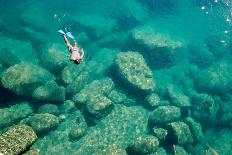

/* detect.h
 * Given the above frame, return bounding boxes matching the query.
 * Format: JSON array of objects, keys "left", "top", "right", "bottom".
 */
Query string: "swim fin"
[
  {"left": 66, "top": 32, "right": 75, "bottom": 39},
  {"left": 58, "top": 29, "right": 65, "bottom": 35}
]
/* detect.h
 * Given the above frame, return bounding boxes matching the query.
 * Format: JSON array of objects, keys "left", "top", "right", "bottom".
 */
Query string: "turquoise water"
[{"left": 0, "top": 0, "right": 232, "bottom": 154}]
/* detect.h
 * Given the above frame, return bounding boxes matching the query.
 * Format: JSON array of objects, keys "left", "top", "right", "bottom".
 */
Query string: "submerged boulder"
[
  {"left": 0, "top": 36, "right": 38, "bottom": 65},
  {"left": 149, "top": 106, "right": 181, "bottom": 125},
  {"left": 166, "top": 84, "right": 191, "bottom": 108},
  {"left": 86, "top": 94, "right": 114, "bottom": 118},
  {"left": 1, "top": 62, "right": 55, "bottom": 96},
  {"left": 194, "top": 59, "right": 232, "bottom": 94},
  {"left": 115, "top": 51, "right": 155, "bottom": 93},
  {"left": 0, "top": 125, "right": 37, "bottom": 155},
  {"left": 0, "top": 102, "right": 33, "bottom": 128},
  {"left": 38, "top": 103, "right": 59, "bottom": 115},
  {"left": 128, "top": 135, "right": 159, "bottom": 154},
  {"left": 167, "top": 121, "right": 193, "bottom": 145},
  {"left": 128, "top": 25, "right": 184, "bottom": 69},
  {"left": 22, "top": 113, "right": 59, "bottom": 134},
  {"left": 39, "top": 43, "right": 68, "bottom": 73},
  {"left": 32, "top": 81, "right": 65, "bottom": 102}
]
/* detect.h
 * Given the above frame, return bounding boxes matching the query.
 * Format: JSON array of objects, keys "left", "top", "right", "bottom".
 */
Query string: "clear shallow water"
[{"left": 0, "top": 0, "right": 232, "bottom": 155}]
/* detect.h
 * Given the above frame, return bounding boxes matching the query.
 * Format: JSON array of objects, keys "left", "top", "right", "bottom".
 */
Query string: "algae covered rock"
[
  {"left": 185, "top": 117, "right": 203, "bottom": 143},
  {"left": 32, "top": 81, "right": 65, "bottom": 102},
  {"left": 149, "top": 106, "right": 181, "bottom": 125},
  {"left": 38, "top": 103, "right": 59, "bottom": 115},
  {"left": 129, "top": 25, "right": 184, "bottom": 69},
  {"left": 39, "top": 43, "right": 68, "bottom": 73},
  {"left": 0, "top": 36, "right": 38, "bottom": 65},
  {"left": 95, "top": 144, "right": 127, "bottom": 155},
  {"left": 60, "top": 100, "right": 77, "bottom": 114},
  {"left": 115, "top": 51, "right": 155, "bottom": 93},
  {"left": 1, "top": 62, "right": 55, "bottom": 96},
  {"left": 23, "top": 113, "right": 59, "bottom": 134},
  {"left": 152, "top": 128, "right": 168, "bottom": 141},
  {"left": 166, "top": 84, "right": 191, "bottom": 108},
  {"left": 0, "top": 125, "right": 37, "bottom": 155},
  {"left": 167, "top": 121, "right": 193, "bottom": 145},
  {"left": 23, "top": 149, "right": 40, "bottom": 155},
  {"left": 194, "top": 59, "right": 232, "bottom": 94},
  {"left": 173, "top": 145, "right": 188, "bottom": 155},
  {"left": 73, "top": 78, "right": 114, "bottom": 105},
  {"left": 61, "top": 63, "right": 86, "bottom": 84},
  {"left": 129, "top": 135, "right": 159, "bottom": 154},
  {"left": 108, "top": 89, "right": 127, "bottom": 104},
  {"left": 66, "top": 71, "right": 89, "bottom": 97},
  {"left": 146, "top": 93, "right": 161, "bottom": 107},
  {"left": 0, "top": 102, "right": 33, "bottom": 128},
  {"left": 86, "top": 94, "right": 113, "bottom": 118}
]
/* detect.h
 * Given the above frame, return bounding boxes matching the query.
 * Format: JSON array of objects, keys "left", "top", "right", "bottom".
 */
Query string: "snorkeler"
[{"left": 58, "top": 30, "right": 84, "bottom": 64}]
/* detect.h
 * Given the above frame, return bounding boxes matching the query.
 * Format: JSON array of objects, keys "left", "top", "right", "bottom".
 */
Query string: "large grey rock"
[
  {"left": 73, "top": 78, "right": 114, "bottom": 106},
  {"left": 185, "top": 117, "right": 203, "bottom": 143},
  {"left": 86, "top": 94, "right": 113, "bottom": 118},
  {"left": 22, "top": 113, "right": 59, "bottom": 134},
  {"left": 32, "top": 105, "right": 149, "bottom": 154},
  {"left": 39, "top": 43, "right": 68, "bottom": 73},
  {"left": 32, "top": 81, "right": 65, "bottom": 102},
  {"left": 0, "top": 125, "right": 37, "bottom": 155},
  {"left": 1, "top": 62, "right": 55, "bottom": 96},
  {"left": 166, "top": 84, "right": 191, "bottom": 108},
  {"left": 0, "top": 102, "right": 33, "bottom": 128},
  {"left": 167, "top": 121, "right": 193, "bottom": 145},
  {"left": 0, "top": 36, "right": 38, "bottom": 65},
  {"left": 115, "top": 51, "right": 155, "bottom": 93},
  {"left": 194, "top": 59, "right": 232, "bottom": 94},
  {"left": 38, "top": 103, "right": 59, "bottom": 115},
  {"left": 149, "top": 106, "right": 181, "bottom": 125},
  {"left": 191, "top": 93, "right": 219, "bottom": 126},
  {"left": 129, "top": 135, "right": 159, "bottom": 154},
  {"left": 128, "top": 25, "right": 184, "bottom": 69}
]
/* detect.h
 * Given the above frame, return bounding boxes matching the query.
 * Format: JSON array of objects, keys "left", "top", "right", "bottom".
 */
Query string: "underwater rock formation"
[
  {"left": 66, "top": 72, "right": 89, "bottom": 97},
  {"left": 145, "top": 93, "right": 161, "bottom": 107},
  {"left": 194, "top": 59, "right": 232, "bottom": 94},
  {"left": 86, "top": 94, "right": 113, "bottom": 118},
  {"left": 167, "top": 121, "right": 193, "bottom": 145},
  {"left": 128, "top": 25, "right": 184, "bottom": 69},
  {"left": 73, "top": 78, "right": 114, "bottom": 118},
  {"left": 128, "top": 135, "right": 159, "bottom": 154},
  {"left": 184, "top": 117, "right": 203, "bottom": 143},
  {"left": 0, "top": 102, "right": 33, "bottom": 128},
  {"left": 95, "top": 144, "right": 127, "bottom": 155},
  {"left": 22, "top": 113, "right": 59, "bottom": 134},
  {"left": 37, "top": 103, "right": 60, "bottom": 115},
  {"left": 39, "top": 43, "right": 68, "bottom": 73},
  {"left": 32, "top": 81, "right": 66, "bottom": 102},
  {"left": 152, "top": 127, "right": 168, "bottom": 141},
  {"left": 114, "top": 51, "right": 155, "bottom": 93},
  {"left": 149, "top": 106, "right": 181, "bottom": 125},
  {"left": 60, "top": 100, "right": 77, "bottom": 114},
  {"left": 0, "top": 125, "right": 37, "bottom": 155},
  {"left": 0, "top": 36, "right": 38, "bottom": 66},
  {"left": 73, "top": 78, "right": 114, "bottom": 105},
  {"left": 1, "top": 62, "right": 55, "bottom": 96},
  {"left": 61, "top": 63, "right": 86, "bottom": 84},
  {"left": 166, "top": 84, "right": 191, "bottom": 108}
]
